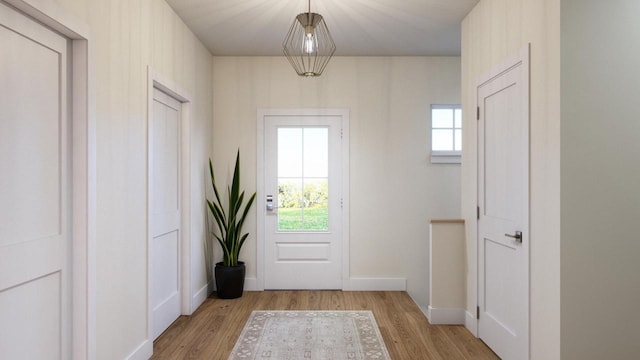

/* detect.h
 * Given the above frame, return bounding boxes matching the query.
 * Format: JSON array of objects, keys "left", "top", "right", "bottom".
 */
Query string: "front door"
[
  {"left": 477, "top": 48, "right": 530, "bottom": 360},
  {"left": 0, "top": 2, "right": 71, "bottom": 358},
  {"left": 263, "top": 114, "right": 345, "bottom": 289},
  {"left": 149, "top": 88, "right": 182, "bottom": 339}
]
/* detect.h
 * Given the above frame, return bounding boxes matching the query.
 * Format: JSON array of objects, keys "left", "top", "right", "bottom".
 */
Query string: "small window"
[{"left": 430, "top": 105, "right": 462, "bottom": 164}]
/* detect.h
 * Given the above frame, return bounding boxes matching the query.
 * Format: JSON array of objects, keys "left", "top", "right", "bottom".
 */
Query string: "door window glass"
[{"left": 277, "top": 127, "right": 329, "bottom": 231}]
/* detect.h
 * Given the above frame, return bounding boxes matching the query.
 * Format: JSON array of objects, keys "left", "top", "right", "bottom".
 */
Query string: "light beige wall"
[
  {"left": 461, "top": 0, "right": 560, "bottom": 359},
  {"left": 429, "top": 221, "right": 466, "bottom": 309},
  {"left": 212, "top": 56, "right": 461, "bottom": 307},
  {"left": 54, "top": 0, "right": 213, "bottom": 359},
  {"left": 561, "top": 1, "right": 640, "bottom": 358}
]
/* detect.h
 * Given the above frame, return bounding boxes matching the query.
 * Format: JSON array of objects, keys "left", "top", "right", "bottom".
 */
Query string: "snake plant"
[{"left": 207, "top": 150, "right": 256, "bottom": 267}]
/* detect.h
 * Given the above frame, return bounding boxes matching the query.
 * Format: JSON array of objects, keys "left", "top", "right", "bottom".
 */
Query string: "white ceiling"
[{"left": 165, "top": 0, "right": 479, "bottom": 56}]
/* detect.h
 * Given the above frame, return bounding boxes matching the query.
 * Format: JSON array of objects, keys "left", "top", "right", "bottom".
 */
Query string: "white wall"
[
  {"left": 429, "top": 221, "right": 466, "bottom": 310},
  {"left": 212, "top": 56, "right": 461, "bottom": 307},
  {"left": 428, "top": 220, "right": 466, "bottom": 326},
  {"left": 461, "top": 0, "right": 560, "bottom": 359},
  {"left": 53, "top": 0, "right": 213, "bottom": 359},
  {"left": 561, "top": 1, "right": 640, "bottom": 358}
]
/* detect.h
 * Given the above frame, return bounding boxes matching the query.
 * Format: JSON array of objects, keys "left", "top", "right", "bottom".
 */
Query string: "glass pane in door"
[{"left": 277, "top": 127, "right": 329, "bottom": 231}]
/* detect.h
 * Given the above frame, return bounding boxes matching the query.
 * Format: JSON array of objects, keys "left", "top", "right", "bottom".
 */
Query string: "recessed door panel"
[
  {"left": 277, "top": 243, "right": 331, "bottom": 261},
  {"left": 484, "top": 83, "right": 522, "bottom": 222},
  {"left": 0, "top": 13, "right": 62, "bottom": 246},
  {"left": 0, "top": 273, "right": 62, "bottom": 360},
  {"left": 484, "top": 237, "right": 518, "bottom": 336}
]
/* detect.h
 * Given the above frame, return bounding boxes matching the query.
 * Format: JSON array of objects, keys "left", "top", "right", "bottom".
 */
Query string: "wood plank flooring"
[{"left": 151, "top": 291, "right": 498, "bottom": 359}]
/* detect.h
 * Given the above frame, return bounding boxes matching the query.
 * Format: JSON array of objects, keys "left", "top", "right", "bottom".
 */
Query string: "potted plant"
[{"left": 207, "top": 150, "right": 256, "bottom": 299}]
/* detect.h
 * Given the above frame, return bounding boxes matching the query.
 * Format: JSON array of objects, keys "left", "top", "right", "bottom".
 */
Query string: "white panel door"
[
  {"left": 150, "top": 88, "right": 182, "bottom": 339},
  {"left": 264, "top": 116, "right": 343, "bottom": 289},
  {"left": 477, "top": 49, "right": 529, "bottom": 360},
  {"left": 0, "top": 3, "right": 71, "bottom": 359}
]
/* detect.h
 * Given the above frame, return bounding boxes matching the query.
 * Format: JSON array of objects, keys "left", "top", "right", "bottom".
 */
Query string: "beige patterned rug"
[{"left": 228, "top": 311, "right": 391, "bottom": 360}]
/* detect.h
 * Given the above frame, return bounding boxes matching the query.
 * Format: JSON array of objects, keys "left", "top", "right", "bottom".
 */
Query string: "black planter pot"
[{"left": 214, "top": 261, "right": 245, "bottom": 299}]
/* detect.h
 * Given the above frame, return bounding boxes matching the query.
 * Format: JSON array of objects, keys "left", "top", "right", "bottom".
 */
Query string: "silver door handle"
[{"left": 505, "top": 231, "right": 522, "bottom": 243}]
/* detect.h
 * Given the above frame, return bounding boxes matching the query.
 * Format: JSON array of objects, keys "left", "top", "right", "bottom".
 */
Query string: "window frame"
[{"left": 430, "top": 104, "right": 462, "bottom": 164}]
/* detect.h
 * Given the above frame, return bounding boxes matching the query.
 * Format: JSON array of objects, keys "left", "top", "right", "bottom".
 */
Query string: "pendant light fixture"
[{"left": 283, "top": 0, "right": 336, "bottom": 77}]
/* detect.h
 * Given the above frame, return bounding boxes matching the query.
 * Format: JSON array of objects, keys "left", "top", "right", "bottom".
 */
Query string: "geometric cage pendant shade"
[{"left": 283, "top": 0, "right": 336, "bottom": 77}]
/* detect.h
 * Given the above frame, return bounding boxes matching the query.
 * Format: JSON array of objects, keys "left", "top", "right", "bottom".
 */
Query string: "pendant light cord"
[{"left": 308, "top": 0, "right": 311, "bottom": 13}]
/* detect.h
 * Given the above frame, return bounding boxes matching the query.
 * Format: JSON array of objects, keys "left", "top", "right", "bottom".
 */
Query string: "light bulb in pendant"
[{"left": 305, "top": 33, "right": 315, "bottom": 53}]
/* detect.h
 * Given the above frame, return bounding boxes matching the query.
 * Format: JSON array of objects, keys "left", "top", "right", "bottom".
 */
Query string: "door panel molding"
[{"left": 257, "top": 109, "right": 350, "bottom": 291}]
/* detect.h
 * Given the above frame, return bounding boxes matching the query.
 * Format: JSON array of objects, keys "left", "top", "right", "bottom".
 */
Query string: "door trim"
[
  {"left": 146, "top": 67, "right": 193, "bottom": 345},
  {"left": 2, "top": 1, "right": 96, "bottom": 358},
  {"left": 475, "top": 44, "right": 530, "bottom": 357},
  {"left": 256, "top": 109, "right": 350, "bottom": 291}
]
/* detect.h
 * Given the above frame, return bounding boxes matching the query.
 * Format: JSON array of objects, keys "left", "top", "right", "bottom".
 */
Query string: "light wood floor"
[{"left": 151, "top": 291, "right": 498, "bottom": 359}]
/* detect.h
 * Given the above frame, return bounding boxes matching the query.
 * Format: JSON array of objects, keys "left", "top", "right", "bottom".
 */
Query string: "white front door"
[
  {"left": 262, "top": 114, "right": 345, "bottom": 289},
  {"left": 150, "top": 88, "right": 182, "bottom": 339},
  {"left": 477, "top": 48, "right": 530, "bottom": 360},
  {"left": 0, "top": 3, "right": 71, "bottom": 358}
]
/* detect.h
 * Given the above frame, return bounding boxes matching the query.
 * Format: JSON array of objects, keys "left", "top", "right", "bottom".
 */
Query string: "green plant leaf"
[
  {"left": 206, "top": 150, "right": 255, "bottom": 269},
  {"left": 236, "top": 192, "right": 256, "bottom": 240},
  {"left": 213, "top": 233, "right": 230, "bottom": 262},
  {"left": 230, "top": 149, "right": 241, "bottom": 204},
  {"left": 208, "top": 159, "right": 226, "bottom": 224},
  {"left": 207, "top": 200, "right": 224, "bottom": 233},
  {"left": 238, "top": 233, "right": 249, "bottom": 254},
  {"left": 207, "top": 199, "right": 228, "bottom": 238}
]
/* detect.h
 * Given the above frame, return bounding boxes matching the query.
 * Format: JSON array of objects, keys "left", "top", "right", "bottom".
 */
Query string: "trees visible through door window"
[
  {"left": 431, "top": 105, "right": 462, "bottom": 163},
  {"left": 277, "top": 127, "right": 329, "bottom": 231}
]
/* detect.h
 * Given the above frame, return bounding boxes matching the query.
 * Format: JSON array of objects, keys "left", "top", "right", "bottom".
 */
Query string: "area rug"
[{"left": 228, "top": 310, "right": 391, "bottom": 360}]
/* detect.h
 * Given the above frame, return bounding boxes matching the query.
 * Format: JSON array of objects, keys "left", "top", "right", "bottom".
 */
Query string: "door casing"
[
  {"left": 146, "top": 67, "right": 193, "bottom": 345},
  {"left": 256, "top": 109, "right": 350, "bottom": 291},
  {"left": 1, "top": 1, "right": 95, "bottom": 358},
  {"left": 475, "top": 45, "right": 530, "bottom": 359}
]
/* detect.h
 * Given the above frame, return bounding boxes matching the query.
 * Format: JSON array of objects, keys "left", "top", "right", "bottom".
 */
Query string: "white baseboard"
[
  {"left": 426, "top": 306, "right": 466, "bottom": 325},
  {"left": 465, "top": 310, "right": 478, "bottom": 336},
  {"left": 125, "top": 339, "right": 152, "bottom": 360},
  {"left": 418, "top": 304, "right": 429, "bottom": 319},
  {"left": 406, "top": 293, "right": 429, "bottom": 319},
  {"left": 240, "top": 277, "right": 407, "bottom": 292},
  {"left": 416, "top": 302, "right": 429, "bottom": 319},
  {"left": 244, "top": 277, "right": 260, "bottom": 291},
  {"left": 344, "top": 277, "right": 407, "bottom": 291},
  {"left": 191, "top": 281, "right": 212, "bottom": 313}
]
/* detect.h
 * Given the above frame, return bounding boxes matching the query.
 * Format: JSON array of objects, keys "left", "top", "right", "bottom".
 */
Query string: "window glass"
[
  {"left": 454, "top": 129, "right": 462, "bottom": 151},
  {"left": 277, "top": 127, "right": 329, "bottom": 231},
  {"left": 432, "top": 129, "right": 454, "bottom": 151},
  {"left": 431, "top": 105, "right": 462, "bottom": 163},
  {"left": 432, "top": 109, "right": 454, "bottom": 128},
  {"left": 278, "top": 128, "right": 302, "bottom": 177},
  {"left": 454, "top": 109, "right": 462, "bottom": 128},
  {"left": 303, "top": 128, "right": 328, "bottom": 177}
]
